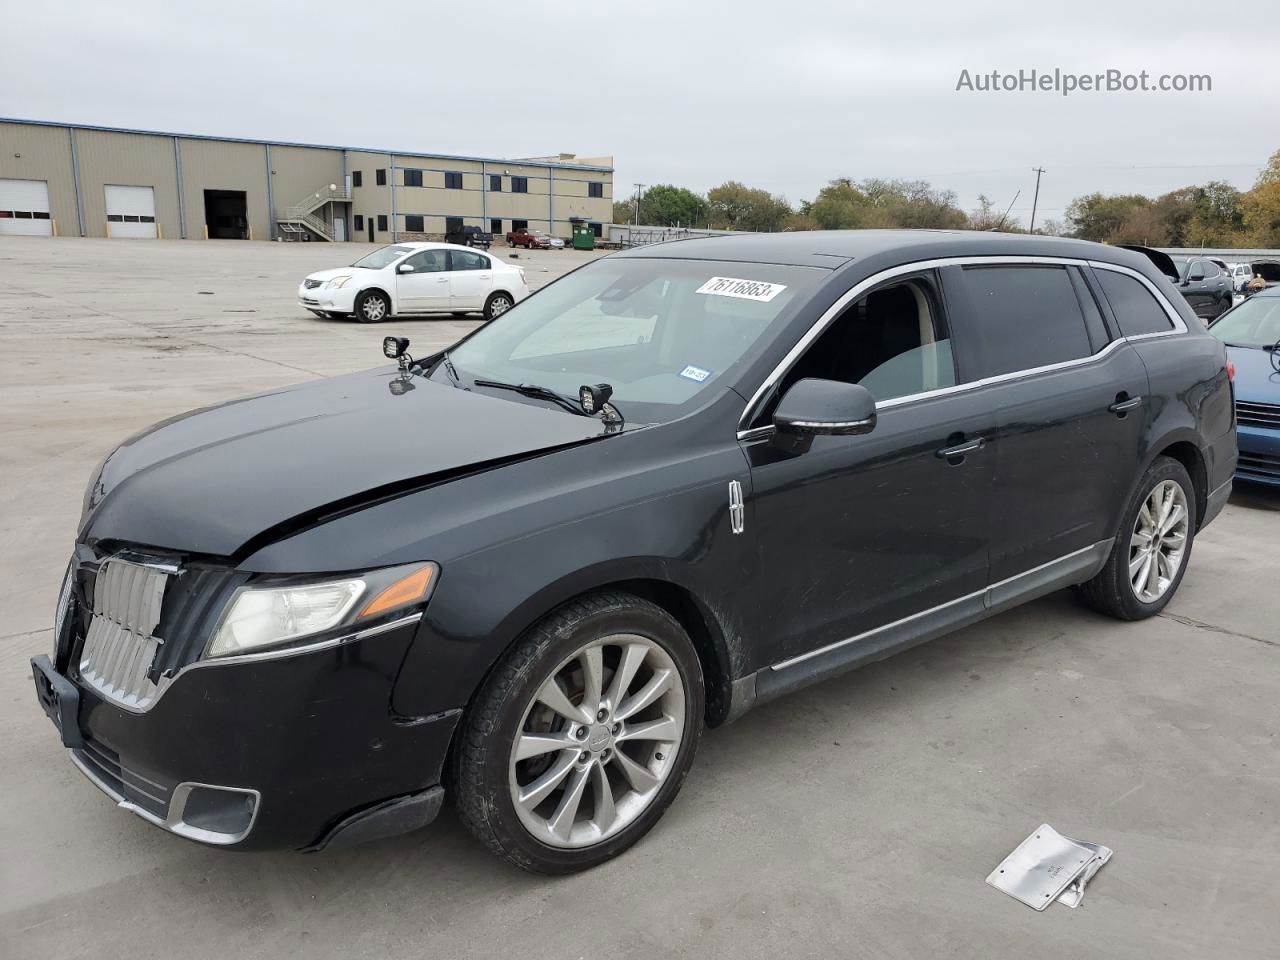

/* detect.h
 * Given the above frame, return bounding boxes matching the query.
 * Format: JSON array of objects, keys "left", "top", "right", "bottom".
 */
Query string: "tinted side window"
[
  {"left": 404, "top": 249, "right": 447, "bottom": 272},
  {"left": 947, "top": 265, "right": 1092, "bottom": 378},
  {"left": 778, "top": 274, "right": 956, "bottom": 406},
  {"left": 1095, "top": 269, "right": 1174, "bottom": 337},
  {"left": 450, "top": 250, "right": 489, "bottom": 271},
  {"left": 1068, "top": 266, "right": 1111, "bottom": 351}
]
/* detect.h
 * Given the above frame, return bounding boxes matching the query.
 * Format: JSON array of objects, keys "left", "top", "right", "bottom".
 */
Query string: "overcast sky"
[{"left": 4, "top": 0, "right": 1276, "bottom": 228}]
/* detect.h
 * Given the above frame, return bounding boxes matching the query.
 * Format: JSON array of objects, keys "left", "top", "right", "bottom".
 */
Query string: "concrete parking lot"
[{"left": 1, "top": 236, "right": 1278, "bottom": 960}]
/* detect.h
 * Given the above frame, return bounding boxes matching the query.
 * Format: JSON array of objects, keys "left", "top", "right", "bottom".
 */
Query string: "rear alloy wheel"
[
  {"left": 1128, "top": 480, "right": 1190, "bottom": 604},
  {"left": 454, "top": 593, "right": 703, "bottom": 873},
  {"left": 484, "top": 292, "right": 514, "bottom": 321},
  {"left": 355, "top": 290, "right": 390, "bottom": 323},
  {"left": 1076, "top": 456, "right": 1196, "bottom": 620}
]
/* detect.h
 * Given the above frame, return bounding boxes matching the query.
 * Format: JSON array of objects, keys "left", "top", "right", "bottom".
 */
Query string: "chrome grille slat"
[
  {"left": 1237, "top": 401, "right": 1280, "bottom": 428},
  {"left": 79, "top": 559, "right": 172, "bottom": 710}
]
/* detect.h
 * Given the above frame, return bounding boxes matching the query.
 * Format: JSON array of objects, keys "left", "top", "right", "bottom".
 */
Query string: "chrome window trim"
[
  {"left": 769, "top": 541, "right": 1106, "bottom": 672},
  {"left": 735, "top": 255, "right": 1188, "bottom": 441}
]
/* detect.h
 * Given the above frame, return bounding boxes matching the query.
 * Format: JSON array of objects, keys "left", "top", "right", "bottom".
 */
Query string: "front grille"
[
  {"left": 1237, "top": 401, "right": 1280, "bottom": 429},
  {"left": 73, "top": 736, "right": 173, "bottom": 819},
  {"left": 1238, "top": 450, "right": 1280, "bottom": 480},
  {"left": 303, "top": 278, "right": 322, "bottom": 289},
  {"left": 78, "top": 559, "right": 171, "bottom": 710}
]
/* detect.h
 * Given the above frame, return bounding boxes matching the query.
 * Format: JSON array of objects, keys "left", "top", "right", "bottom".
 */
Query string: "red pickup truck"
[{"left": 506, "top": 227, "right": 564, "bottom": 249}]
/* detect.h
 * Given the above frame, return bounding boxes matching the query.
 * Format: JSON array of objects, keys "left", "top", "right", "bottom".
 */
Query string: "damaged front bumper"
[{"left": 33, "top": 559, "right": 459, "bottom": 851}]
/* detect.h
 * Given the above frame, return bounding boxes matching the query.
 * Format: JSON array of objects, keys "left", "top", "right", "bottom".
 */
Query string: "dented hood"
[{"left": 81, "top": 367, "right": 612, "bottom": 557}]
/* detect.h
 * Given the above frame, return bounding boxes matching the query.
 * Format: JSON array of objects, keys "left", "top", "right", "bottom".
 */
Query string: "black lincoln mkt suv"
[{"left": 32, "top": 230, "right": 1235, "bottom": 873}]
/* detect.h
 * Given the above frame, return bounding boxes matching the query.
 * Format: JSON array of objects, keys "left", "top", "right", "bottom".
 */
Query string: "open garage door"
[
  {"left": 0, "top": 178, "right": 53, "bottom": 236},
  {"left": 105, "top": 185, "right": 158, "bottom": 238}
]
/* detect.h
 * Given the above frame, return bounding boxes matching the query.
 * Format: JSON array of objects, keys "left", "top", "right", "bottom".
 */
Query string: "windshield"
[
  {"left": 1209, "top": 296, "right": 1280, "bottom": 347},
  {"left": 444, "top": 257, "right": 826, "bottom": 422},
  {"left": 352, "top": 245, "right": 413, "bottom": 269}
]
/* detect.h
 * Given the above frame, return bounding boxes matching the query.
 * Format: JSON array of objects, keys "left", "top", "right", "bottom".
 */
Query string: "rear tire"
[
  {"left": 453, "top": 593, "right": 704, "bottom": 874},
  {"left": 1076, "top": 456, "right": 1196, "bottom": 620},
  {"left": 355, "top": 290, "right": 390, "bottom": 324},
  {"left": 483, "top": 292, "right": 514, "bottom": 321}
]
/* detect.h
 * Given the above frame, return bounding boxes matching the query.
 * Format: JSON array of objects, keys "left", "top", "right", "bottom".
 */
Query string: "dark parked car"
[
  {"left": 1208, "top": 286, "right": 1280, "bottom": 485},
  {"left": 445, "top": 224, "right": 492, "bottom": 249},
  {"left": 32, "top": 230, "right": 1236, "bottom": 873},
  {"left": 1171, "top": 255, "right": 1233, "bottom": 320}
]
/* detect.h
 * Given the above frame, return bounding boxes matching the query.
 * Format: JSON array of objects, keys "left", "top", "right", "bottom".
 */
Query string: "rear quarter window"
[{"left": 1094, "top": 269, "right": 1175, "bottom": 337}]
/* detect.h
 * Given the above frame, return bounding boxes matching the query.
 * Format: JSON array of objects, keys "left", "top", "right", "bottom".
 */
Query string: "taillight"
[{"left": 1227, "top": 360, "right": 1236, "bottom": 382}]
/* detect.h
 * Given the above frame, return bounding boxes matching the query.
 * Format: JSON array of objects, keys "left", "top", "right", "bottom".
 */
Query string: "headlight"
[
  {"left": 207, "top": 563, "right": 437, "bottom": 658},
  {"left": 326, "top": 275, "right": 352, "bottom": 289}
]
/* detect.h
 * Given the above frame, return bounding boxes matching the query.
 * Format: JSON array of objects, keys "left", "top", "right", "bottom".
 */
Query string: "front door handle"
[
  {"left": 436, "top": 277, "right": 449, "bottom": 283},
  {"left": 1108, "top": 395, "right": 1143, "bottom": 415},
  {"left": 936, "top": 437, "right": 985, "bottom": 460}
]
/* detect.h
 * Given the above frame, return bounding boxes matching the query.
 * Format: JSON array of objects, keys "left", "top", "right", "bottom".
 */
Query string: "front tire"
[
  {"left": 453, "top": 593, "right": 704, "bottom": 874},
  {"left": 355, "top": 290, "right": 390, "bottom": 324},
  {"left": 1076, "top": 456, "right": 1196, "bottom": 620},
  {"left": 483, "top": 291, "right": 514, "bottom": 321}
]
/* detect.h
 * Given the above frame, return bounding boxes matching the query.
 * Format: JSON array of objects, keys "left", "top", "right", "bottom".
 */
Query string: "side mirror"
[
  {"left": 774, "top": 378, "right": 877, "bottom": 437},
  {"left": 397, "top": 263, "right": 415, "bottom": 273}
]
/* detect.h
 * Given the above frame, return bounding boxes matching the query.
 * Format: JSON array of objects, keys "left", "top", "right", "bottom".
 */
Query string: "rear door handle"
[
  {"left": 436, "top": 277, "right": 449, "bottom": 283},
  {"left": 1108, "top": 396, "right": 1143, "bottom": 414},
  {"left": 936, "top": 437, "right": 985, "bottom": 460}
]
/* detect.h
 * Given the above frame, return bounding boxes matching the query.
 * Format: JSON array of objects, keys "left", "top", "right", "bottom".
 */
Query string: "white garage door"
[
  {"left": 0, "top": 178, "right": 53, "bottom": 236},
  {"left": 105, "top": 185, "right": 157, "bottom": 239}
]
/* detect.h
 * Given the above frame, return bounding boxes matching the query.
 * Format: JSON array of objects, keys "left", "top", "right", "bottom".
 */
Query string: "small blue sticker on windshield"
[{"left": 679, "top": 365, "right": 712, "bottom": 383}]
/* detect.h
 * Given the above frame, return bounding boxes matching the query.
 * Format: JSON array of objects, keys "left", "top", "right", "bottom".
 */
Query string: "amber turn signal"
[{"left": 358, "top": 564, "right": 436, "bottom": 619}]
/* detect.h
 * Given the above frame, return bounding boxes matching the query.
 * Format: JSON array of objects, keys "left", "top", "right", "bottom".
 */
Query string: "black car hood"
[
  {"left": 1117, "top": 245, "right": 1180, "bottom": 280},
  {"left": 82, "top": 368, "right": 614, "bottom": 557}
]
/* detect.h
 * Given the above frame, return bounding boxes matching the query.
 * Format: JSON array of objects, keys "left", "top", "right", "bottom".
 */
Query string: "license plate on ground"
[{"left": 31, "top": 655, "right": 83, "bottom": 748}]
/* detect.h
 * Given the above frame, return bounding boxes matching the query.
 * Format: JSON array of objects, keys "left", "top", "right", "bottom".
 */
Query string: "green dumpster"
[{"left": 571, "top": 220, "right": 595, "bottom": 251}]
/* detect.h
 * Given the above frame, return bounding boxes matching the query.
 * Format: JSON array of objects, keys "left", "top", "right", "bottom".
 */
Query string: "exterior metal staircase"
[{"left": 276, "top": 184, "right": 351, "bottom": 241}]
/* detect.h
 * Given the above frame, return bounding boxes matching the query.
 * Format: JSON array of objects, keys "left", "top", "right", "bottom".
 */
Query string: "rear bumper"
[{"left": 35, "top": 617, "right": 459, "bottom": 850}]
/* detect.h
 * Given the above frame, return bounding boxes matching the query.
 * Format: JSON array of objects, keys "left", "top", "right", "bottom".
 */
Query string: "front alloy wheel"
[
  {"left": 454, "top": 593, "right": 704, "bottom": 873},
  {"left": 355, "top": 290, "right": 389, "bottom": 323},
  {"left": 1128, "top": 479, "right": 1189, "bottom": 604},
  {"left": 509, "top": 635, "right": 685, "bottom": 848}
]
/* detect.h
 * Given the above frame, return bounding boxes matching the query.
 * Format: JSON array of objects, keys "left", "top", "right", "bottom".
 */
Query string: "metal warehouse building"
[{"left": 0, "top": 118, "right": 613, "bottom": 243}]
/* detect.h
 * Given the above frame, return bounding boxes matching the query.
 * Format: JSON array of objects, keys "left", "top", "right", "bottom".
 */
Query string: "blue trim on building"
[{"left": 0, "top": 117, "right": 613, "bottom": 173}]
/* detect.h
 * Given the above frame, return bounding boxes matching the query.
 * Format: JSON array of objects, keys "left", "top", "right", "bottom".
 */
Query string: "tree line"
[{"left": 614, "top": 148, "right": 1280, "bottom": 248}]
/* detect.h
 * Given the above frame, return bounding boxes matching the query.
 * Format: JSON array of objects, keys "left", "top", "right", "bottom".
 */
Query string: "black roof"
[{"left": 617, "top": 229, "right": 1157, "bottom": 273}]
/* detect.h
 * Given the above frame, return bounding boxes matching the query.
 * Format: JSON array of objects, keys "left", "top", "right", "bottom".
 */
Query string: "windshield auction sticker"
[{"left": 695, "top": 277, "right": 787, "bottom": 302}]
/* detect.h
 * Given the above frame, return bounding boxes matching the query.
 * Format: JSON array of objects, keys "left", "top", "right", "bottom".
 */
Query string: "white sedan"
[{"left": 298, "top": 242, "right": 530, "bottom": 323}]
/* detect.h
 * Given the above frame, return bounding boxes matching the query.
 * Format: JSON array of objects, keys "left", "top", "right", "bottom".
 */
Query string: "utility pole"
[
  {"left": 1029, "top": 167, "right": 1045, "bottom": 233},
  {"left": 633, "top": 183, "right": 646, "bottom": 227}
]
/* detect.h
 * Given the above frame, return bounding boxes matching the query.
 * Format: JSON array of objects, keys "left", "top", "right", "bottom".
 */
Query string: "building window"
[
  {"left": 590, "top": 222, "right": 603, "bottom": 237},
  {"left": 512, "top": 219, "right": 528, "bottom": 232},
  {"left": 377, "top": 214, "right": 388, "bottom": 232},
  {"left": 375, "top": 169, "right": 387, "bottom": 186},
  {"left": 588, "top": 182, "right": 603, "bottom": 198},
  {"left": 403, "top": 169, "right": 423, "bottom": 188},
  {"left": 352, "top": 171, "right": 362, "bottom": 188},
  {"left": 490, "top": 174, "right": 502, "bottom": 192},
  {"left": 445, "top": 171, "right": 463, "bottom": 190},
  {"left": 353, "top": 214, "right": 364, "bottom": 231},
  {"left": 512, "top": 176, "right": 528, "bottom": 193},
  {"left": 405, "top": 214, "right": 424, "bottom": 232},
  {"left": 445, "top": 216, "right": 464, "bottom": 235},
  {"left": 490, "top": 218, "right": 502, "bottom": 233}
]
